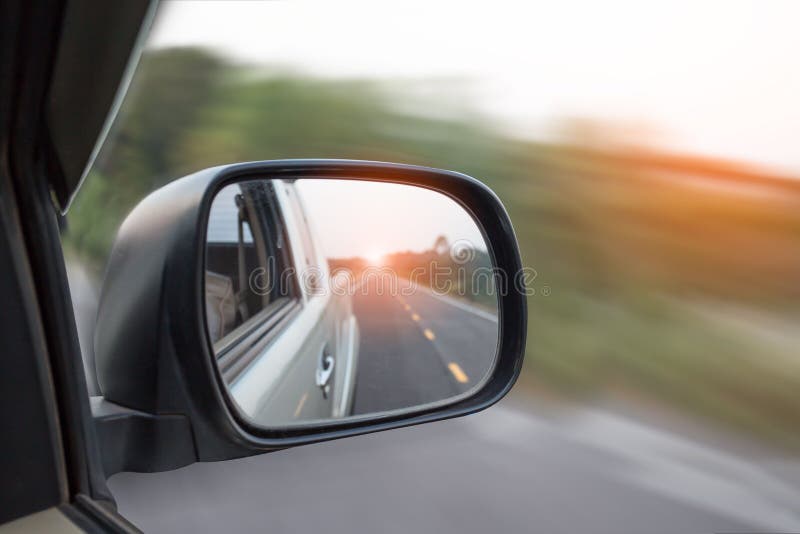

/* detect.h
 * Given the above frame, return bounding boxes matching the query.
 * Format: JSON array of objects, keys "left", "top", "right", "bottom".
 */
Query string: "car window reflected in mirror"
[{"left": 205, "top": 178, "right": 500, "bottom": 428}]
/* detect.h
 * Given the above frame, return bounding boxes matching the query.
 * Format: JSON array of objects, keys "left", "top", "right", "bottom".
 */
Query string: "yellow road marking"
[
  {"left": 294, "top": 392, "right": 309, "bottom": 418},
  {"left": 448, "top": 362, "right": 469, "bottom": 383},
  {"left": 423, "top": 328, "right": 435, "bottom": 340},
  {"left": 404, "top": 304, "right": 411, "bottom": 311},
  {"left": 412, "top": 313, "right": 420, "bottom": 321}
]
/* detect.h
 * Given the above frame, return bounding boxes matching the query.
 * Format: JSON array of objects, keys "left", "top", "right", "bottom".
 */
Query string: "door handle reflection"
[{"left": 316, "top": 352, "right": 335, "bottom": 398}]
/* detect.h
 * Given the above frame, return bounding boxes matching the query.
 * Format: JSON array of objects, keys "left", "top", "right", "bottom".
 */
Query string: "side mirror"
[{"left": 92, "top": 160, "right": 526, "bottom": 475}]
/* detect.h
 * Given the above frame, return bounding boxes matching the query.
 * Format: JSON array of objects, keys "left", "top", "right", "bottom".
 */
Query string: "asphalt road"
[
  {"left": 351, "top": 279, "right": 498, "bottom": 414},
  {"left": 108, "top": 399, "right": 800, "bottom": 533},
  {"left": 66, "top": 263, "right": 800, "bottom": 533}
]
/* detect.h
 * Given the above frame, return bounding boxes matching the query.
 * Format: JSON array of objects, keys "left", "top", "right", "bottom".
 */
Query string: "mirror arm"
[{"left": 91, "top": 397, "right": 197, "bottom": 477}]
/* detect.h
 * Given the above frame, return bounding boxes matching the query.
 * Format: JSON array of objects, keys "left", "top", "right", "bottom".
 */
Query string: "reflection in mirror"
[{"left": 205, "top": 178, "right": 499, "bottom": 428}]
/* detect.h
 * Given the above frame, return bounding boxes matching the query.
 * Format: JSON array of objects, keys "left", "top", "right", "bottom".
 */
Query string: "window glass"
[
  {"left": 61, "top": 2, "right": 800, "bottom": 530},
  {"left": 205, "top": 181, "right": 294, "bottom": 344},
  {"left": 282, "top": 182, "right": 322, "bottom": 295},
  {"left": 283, "top": 183, "right": 317, "bottom": 271}
]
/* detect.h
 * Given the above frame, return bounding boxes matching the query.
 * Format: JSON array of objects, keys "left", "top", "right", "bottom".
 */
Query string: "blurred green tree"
[{"left": 63, "top": 46, "right": 800, "bottom": 450}]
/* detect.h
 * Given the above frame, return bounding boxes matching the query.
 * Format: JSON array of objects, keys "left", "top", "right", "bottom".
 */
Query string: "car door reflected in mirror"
[{"left": 205, "top": 178, "right": 500, "bottom": 428}]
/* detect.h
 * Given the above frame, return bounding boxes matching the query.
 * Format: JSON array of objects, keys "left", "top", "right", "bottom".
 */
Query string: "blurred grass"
[{"left": 63, "top": 47, "right": 800, "bottom": 450}]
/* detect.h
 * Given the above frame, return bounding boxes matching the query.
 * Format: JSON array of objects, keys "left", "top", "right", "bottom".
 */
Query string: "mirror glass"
[{"left": 204, "top": 178, "right": 499, "bottom": 427}]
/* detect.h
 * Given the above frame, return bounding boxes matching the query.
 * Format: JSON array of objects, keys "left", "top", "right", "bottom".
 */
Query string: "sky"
[
  {"left": 294, "top": 180, "right": 486, "bottom": 259},
  {"left": 147, "top": 0, "right": 800, "bottom": 175},
  {"left": 206, "top": 180, "right": 486, "bottom": 259}
]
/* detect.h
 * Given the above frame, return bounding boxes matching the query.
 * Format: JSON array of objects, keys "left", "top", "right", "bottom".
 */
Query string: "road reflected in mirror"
[{"left": 205, "top": 178, "right": 499, "bottom": 427}]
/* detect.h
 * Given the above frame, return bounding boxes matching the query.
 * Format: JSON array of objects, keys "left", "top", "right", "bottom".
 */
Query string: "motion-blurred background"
[{"left": 63, "top": 1, "right": 800, "bottom": 532}]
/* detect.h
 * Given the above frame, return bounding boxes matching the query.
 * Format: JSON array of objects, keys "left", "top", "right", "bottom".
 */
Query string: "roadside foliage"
[{"left": 64, "top": 48, "right": 800, "bottom": 450}]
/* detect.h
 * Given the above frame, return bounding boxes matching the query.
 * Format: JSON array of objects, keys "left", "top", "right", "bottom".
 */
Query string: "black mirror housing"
[{"left": 93, "top": 160, "right": 527, "bottom": 475}]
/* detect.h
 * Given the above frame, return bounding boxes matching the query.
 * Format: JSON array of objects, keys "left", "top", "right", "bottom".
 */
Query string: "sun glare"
[{"left": 365, "top": 250, "right": 384, "bottom": 265}]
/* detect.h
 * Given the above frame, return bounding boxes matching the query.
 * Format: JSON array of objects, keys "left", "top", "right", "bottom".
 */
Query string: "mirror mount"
[{"left": 93, "top": 160, "right": 527, "bottom": 475}]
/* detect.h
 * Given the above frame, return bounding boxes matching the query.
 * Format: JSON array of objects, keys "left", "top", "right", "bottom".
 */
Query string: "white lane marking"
[
  {"left": 566, "top": 410, "right": 800, "bottom": 532},
  {"left": 465, "top": 406, "right": 800, "bottom": 532},
  {"left": 406, "top": 281, "right": 498, "bottom": 323}
]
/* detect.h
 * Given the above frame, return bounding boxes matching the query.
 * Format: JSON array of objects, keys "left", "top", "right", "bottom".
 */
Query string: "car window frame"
[
  {"left": 275, "top": 180, "right": 330, "bottom": 302},
  {"left": 1, "top": 2, "right": 153, "bottom": 529},
  {"left": 208, "top": 180, "right": 303, "bottom": 384}
]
